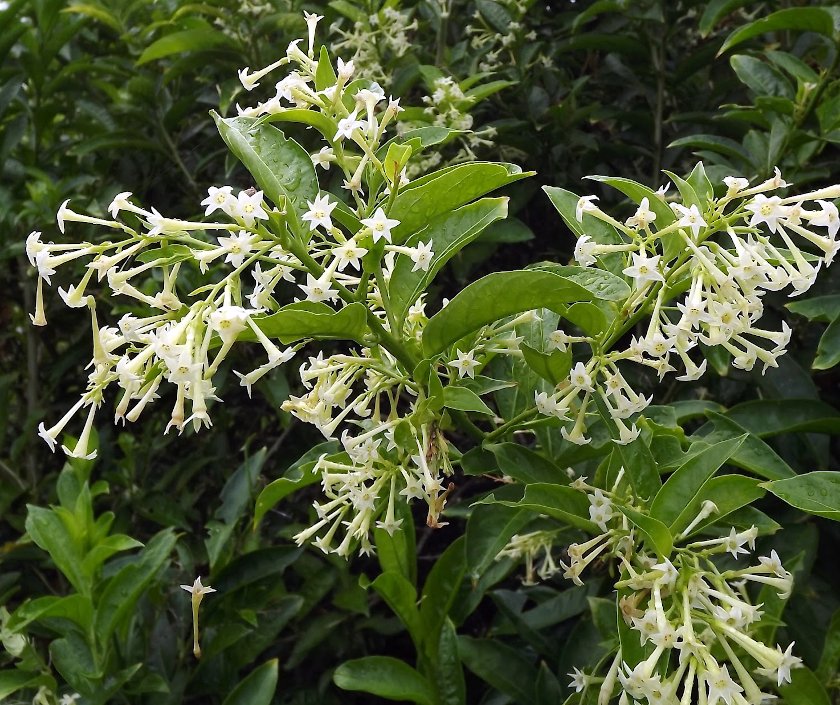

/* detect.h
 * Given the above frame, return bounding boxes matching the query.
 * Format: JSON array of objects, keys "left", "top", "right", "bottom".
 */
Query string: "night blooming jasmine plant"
[{"left": 27, "top": 12, "right": 840, "bottom": 705}]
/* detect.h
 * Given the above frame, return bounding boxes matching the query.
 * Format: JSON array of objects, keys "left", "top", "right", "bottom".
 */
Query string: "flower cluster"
[
  {"left": 500, "top": 475, "right": 802, "bottom": 704},
  {"left": 533, "top": 171, "right": 840, "bottom": 446},
  {"left": 464, "top": 0, "right": 541, "bottom": 73},
  {"left": 26, "top": 16, "right": 533, "bottom": 556}
]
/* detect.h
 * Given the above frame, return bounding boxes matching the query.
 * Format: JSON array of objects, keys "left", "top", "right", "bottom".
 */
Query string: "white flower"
[
  {"left": 361, "top": 208, "right": 400, "bottom": 243},
  {"left": 625, "top": 197, "right": 657, "bottom": 229},
  {"left": 805, "top": 199, "right": 840, "bottom": 237},
  {"left": 745, "top": 194, "right": 790, "bottom": 234},
  {"left": 575, "top": 195, "right": 598, "bottom": 222},
  {"left": 705, "top": 664, "right": 743, "bottom": 705},
  {"left": 336, "top": 57, "right": 354, "bottom": 81},
  {"left": 569, "top": 362, "right": 594, "bottom": 393},
  {"left": 311, "top": 146, "right": 335, "bottom": 170},
  {"left": 299, "top": 273, "right": 338, "bottom": 303},
  {"left": 217, "top": 231, "right": 257, "bottom": 268},
  {"left": 547, "top": 329, "right": 569, "bottom": 351},
  {"left": 209, "top": 306, "right": 250, "bottom": 345},
  {"left": 335, "top": 109, "right": 366, "bottom": 140},
  {"left": 568, "top": 667, "right": 588, "bottom": 693},
  {"left": 302, "top": 194, "right": 337, "bottom": 232},
  {"left": 234, "top": 190, "right": 269, "bottom": 227},
  {"left": 573, "top": 234, "right": 598, "bottom": 267},
  {"left": 201, "top": 186, "right": 237, "bottom": 216},
  {"left": 723, "top": 176, "right": 750, "bottom": 195},
  {"left": 333, "top": 238, "right": 367, "bottom": 271},
  {"left": 303, "top": 10, "right": 323, "bottom": 55},
  {"left": 672, "top": 203, "right": 707, "bottom": 237},
  {"left": 410, "top": 240, "right": 434, "bottom": 271},
  {"left": 623, "top": 251, "right": 665, "bottom": 286},
  {"left": 449, "top": 349, "right": 480, "bottom": 378}
]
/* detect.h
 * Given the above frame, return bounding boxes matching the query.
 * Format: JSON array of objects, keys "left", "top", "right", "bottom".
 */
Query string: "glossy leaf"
[
  {"left": 458, "top": 636, "right": 536, "bottom": 704},
  {"left": 390, "top": 162, "right": 531, "bottom": 243},
  {"left": 616, "top": 436, "right": 662, "bottom": 502},
  {"left": 137, "top": 28, "right": 234, "bottom": 65},
  {"left": 616, "top": 506, "right": 673, "bottom": 559},
  {"left": 719, "top": 8, "right": 840, "bottom": 55},
  {"left": 465, "top": 503, "right": 531, "bottom": 578},
  {"left": 762, "top": 472, "right": 840, "bottom": 521},
  {"left": 520, "top": 342, "right": 571, "bottom": 385},
  {"left": 442, "top": 385, "right": 495, "bottom": 415},
  {"left": 490, "top": 483, "right": 598, "bottom": 532},
  {"left": 249, "top": 302, "right": 369, "bottom": 345},
  {"left": 212, "top": 113, "right": 318, "bottom": 215},
  {"left": 675, "top": 474, "right": 766, "bottom": 538},
  {"left": 334, "top": 656, "right": 435, "bottom": 705},
  {"left": 222, "top": 659, "right": 278, "bottom": 705},
  {"left": 422, "top": 270, "right": 592, "bottom": 356},
  {"left": 650, "top": 436, "right": 746, "bottom": 529},
  {"left": 388, "top": 197, "right": 509, "bottom": 320}
]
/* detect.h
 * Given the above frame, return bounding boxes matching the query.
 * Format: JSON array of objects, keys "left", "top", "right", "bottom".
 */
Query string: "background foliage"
[{"left": 3, "top": 0, "right": 840, "bottom": 703}]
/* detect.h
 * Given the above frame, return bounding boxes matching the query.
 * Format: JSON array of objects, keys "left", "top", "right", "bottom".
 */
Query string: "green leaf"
[
  {"left": 222, "top": 659, "right": 278, "bottom": 705},
  {"left": 458, "top": 636, "right": 537, "bottom": 704},
  {"left": 675, "top": 474, "right": 766, "bottom": 538},
  {"left": 465, "top": 504, "right": 531, "bottom": 578},
  {"left": 724, "top": 399, "right": 840, "bottom": 436},
  {"left": 334, "top": 656, "right": 435, "bottom": 705},
  {"left": 390, "top": 162, "right": 532, "bottom": 244},
  {"left": 0, "top": 671, "right": 54, "bottom": 700},
  {"left": 719, "top": 8, "right": 840, "bottom": 55},
  {"left": 730, "top": 55, "right": 794, "bottom": 98},
  {"left": 668, "top": 134, "right": 750, "bottom": 163},
  {"left": 817, "top": 608, "right": 840, "bottom": 682},
  {"left": 777, "top": 666, "right": 831, "bottom": 705},
  {"left": 95, "top": 528, "right": 177, "bottom": 642},
  {"left": 212, "top": 113, "right": 318, "bottom": 215},
  {"left": 375, "top": 501, "right": 416, "bottom": 585},
  {"left": 520, "top": 343, "right": 572, "bottom": 386},
  {"left": 787, "top": 295, "right": 840, "bottom": 323},
  {"left": 328, "top": 0, "right": 366, "bottom": 23},
  {"left": 699, "top": 0, "right": 754, "bottom": 36},
  {"left": 650, "top": 436, "right": 746, "bottom": 529},
  {"left": 253, "top": 441, "right": 337, "bottom": 528},
  {"left": 762, "top": 472, "right": 840, "bottom": 521},
  {"left": 813, "top": 316, "right": 840, "bottom": 370},
  {"left": 442, "top": 385, "right": 494, "bottom": 415},
  {"left": 695, "top": 412, "right": 795, "bottom": 481},
  {"left": 529, "top": 264, "right": 630, "bottom": 301},
  {"left": 257, "top": 108, "right": 337, "bottom": 142},
  {"left": 422, "top": 270, "right": 592, "bottom": 356},
  {"left": 8, "top": 594, "right": 92, "bottom": 632},
  {"left": 583, "top": 176, "right": 676, "bottom": 227},
  {"left": 662, "top": 169, "right": 701, "bottom": 211},
  {"left": 615, "top": 436, "right": 662, "bottom": 502},
  {"left": 25, "top": 505, "right": 87, "bottom": 594},
  {"left": 64, "top": 3, "right": 121, "bottom": 31},
  {"left": 564, "top": 301, "right": 608, "bottom": 336},
  {"left": 137, "top": 28, "right": 234, "bottom": 65},
  {"left": 420, "top": 537, "right": 466, "bottom": 653},
  {"left": 388, "top": 197, "right": 509, "bottom": 320},
  {"left": 371, "top": 572, "right": 424, "bottom": 647},
  {"left": 486, "top": 443, "right": 567, "bottom": 484},
  {"left": 491, "top": 483, "right": 599, "bottom": 533},
  {"left": 248, "top": 302, "right": 369, "bottom": 345},
  {"left": 315, "top": 45, "right": 337, "bottom": 91},
  {"left": 616, "top": 506, "right": 673, "bottom": 559},
  {"left": 686, "top": 161, "right": 714, "bottom": 204},
  {"left": 436, "top": 620, "right": 467, "bottom": 705}
]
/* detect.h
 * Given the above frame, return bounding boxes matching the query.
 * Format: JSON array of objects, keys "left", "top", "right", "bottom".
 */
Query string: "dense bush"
[{"left": 3, "top": 1, "right": 840, "bottom": 704}]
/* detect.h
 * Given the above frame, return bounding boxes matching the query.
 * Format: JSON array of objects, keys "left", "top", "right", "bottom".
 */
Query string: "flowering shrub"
[{"left": 6, "top": 3, "right": 840, "bottom": 705}]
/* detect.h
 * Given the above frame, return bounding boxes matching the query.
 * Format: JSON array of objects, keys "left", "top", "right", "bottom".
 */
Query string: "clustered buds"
[
  {"left": 499, "top": 475, "right": 802, "bottom": 704},
  {"left": 533, "top": 170, "right": 840, "bottom": 447}
]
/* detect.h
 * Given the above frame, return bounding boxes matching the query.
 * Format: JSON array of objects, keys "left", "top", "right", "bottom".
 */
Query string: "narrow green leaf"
[
  {"left": 650, "top": 435, "right": 746, "bottom": 529},
  {"left": 257, "top": 108, "right": 337, "bottom": 141},
  {"left": 787, "top": 295, "right": 840, "bottom": 323},
  {"left": 675, "top": 475, "right": 766, "bottom": 538},
  {"left": 465, "top": 504, "right": 531, "bottom": 578},
  {"left": 486, "top": 443, "right": 567, "bottom": 484},
  {"left": 390, "top": 162, "right": 532, "bottom": 243},
  {"left": 616, "top": 436, "right": 662, "bottom": 502},
  {"left": 617, "top": 506, "right": 673, "bottom": 559},
  {"left": 253, "top": 441, "right": 337, "bottom": 528},
  {"left": 388, "top": 197, "right": 509, "bottom": 320},
  {"left": 222, "top": 659, "right": 278, "bottom": 705},
  {"left": 813, "top": 316, "right": 840, "bottom": 370},
  {"left": 371, "top": 572, "right": 424, "bottom": 647},
  {"left": 422, "top": 270, "right": 592, "bottom": 356},
  {"left": 334, "top": 656, "right": 435, "bottom": 705},
  {"left": 724, "top": 399, "right": 840, "bottom": 436},
  {"left": 315, "top": 45, "right": 337, "bottom": 91},
  {"left": 492, "top": 483, "right": 599, "bottom": 532},
  {"left": 817, "top": 608, "right": 840, "bottom": 682},
  {"left": 719, "top": 8, "right": 839, "bottom": 55},
  {"left": 763, "top": 472, "right": 840, "bottom": 521},
  {"left": 420, "top": 537, "right": 466, "bottom": 652},
  {"left": 138, "top": 28, "right": 234, "bottom": 65},
  {"left": 457, "top": 636, "right": 536, "bottom": 704}
]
